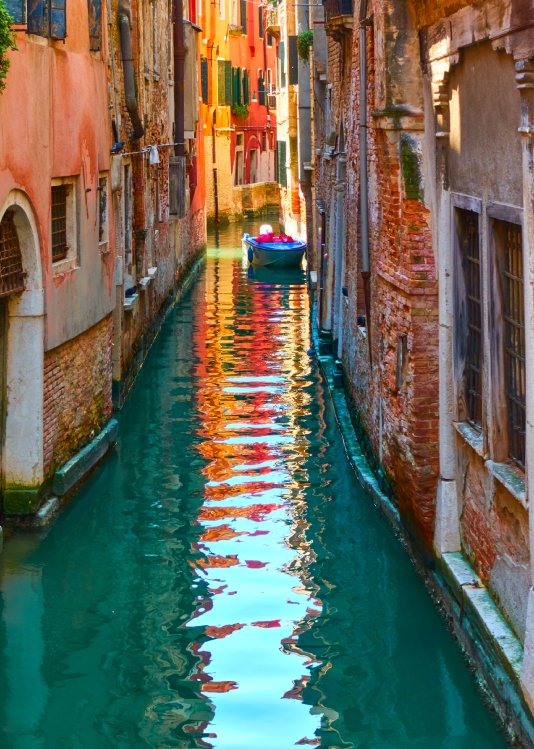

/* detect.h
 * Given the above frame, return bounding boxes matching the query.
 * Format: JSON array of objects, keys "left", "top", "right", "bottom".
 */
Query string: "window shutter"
[
  {"left": 225, "top": 60, "right": 232, "bottom": 104},
  {"left": 50, "top": 0, "right": 66, "bottom": 38},
  {"left": 240, "top": 0, "right": 246, "bottom": 33},
  {"left": 5, "top": 0, "right": 25, "bottom": 24},
  {"left": 87, "top": 0, "right": 102, "bottom": 50},
  {"left": 201, "top": 57, "right": 209, "bottom": 103},
  {"left": 288, "top": 35, "right": 298, "bottom": 85},
  {"left": 243, "top": 70, "right": 249, "bottom": 105},
  {"left": 27, "top": 0, "right": 47, "bottom": 36},
  {"left": 258, "top": 75, "right": 265, "bottom": 106},
  {"left": 237, "top": 68, "right": 242, "bottom": 105},
  {"left": 258, "top": 4, "right": 263, "bottom": 37},
  {"left": 232, "top": 67, "right": 238, "bottom": 105},
  {"left": 277, "top": 140, "right": 287, "bottom": 187},
  {"left": 218, "top": 60, "right": 225, "bottom": 104},
  {"left": 280, "top": 40, "right": 286, "bottom": 88}
]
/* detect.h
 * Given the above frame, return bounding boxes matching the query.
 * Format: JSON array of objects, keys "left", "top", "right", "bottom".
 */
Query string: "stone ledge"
[{"left": 52, "top": 418, "right": 119, "bottom": 497}]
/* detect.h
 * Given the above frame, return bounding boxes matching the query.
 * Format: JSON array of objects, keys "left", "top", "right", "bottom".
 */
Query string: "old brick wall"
[
  {"left": 44, "top": 316, "right": 113, "bottom": 475},
  {"left": 315, "top": 3, "right": 439, "bottom": 547}
]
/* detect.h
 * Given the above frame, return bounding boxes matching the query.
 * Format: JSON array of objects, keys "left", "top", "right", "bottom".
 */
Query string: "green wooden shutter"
[
  {"left": 218, "top": 60, "right": 225, "bottom": 104},
  {"left": 225, "top": 60, "right": 232, "bottom": 104},
  {"left": 277, "top": 140, "right": 287, "bottom": 187},
  {"left": 201, "top": 57, "right": 209, "bottom": 103},
  {"left": 280, "top": 40, "right": 286, "bottom": 88},
  {"left": 232, "top": 67, "right": 238, "bottom": 105},
  {"left": 243, "top": 70, "right": 249, "bottom": 105}
]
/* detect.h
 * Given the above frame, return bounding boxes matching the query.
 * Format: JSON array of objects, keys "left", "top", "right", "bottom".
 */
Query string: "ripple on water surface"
[{"left": 0, "top": 222, "right": 508, "bottom": 749}]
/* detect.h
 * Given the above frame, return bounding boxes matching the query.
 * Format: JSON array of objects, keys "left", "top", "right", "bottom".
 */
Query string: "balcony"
[
  {"left": 323, "top": 0, "right": 353, "bottom": 40},
  {"left": 265, "top": 6, "right": 280, "bottom": 38}
]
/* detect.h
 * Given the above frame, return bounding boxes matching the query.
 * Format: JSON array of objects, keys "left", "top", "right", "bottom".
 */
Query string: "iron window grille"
[
  {"left": 457, "top": 208, "right": 482, "bottom": 428},
  {"left": 51, "top": 185, "right": 69, "bottom": 263},
  {"left": 0, "top": 210, "right": 25, "bottom": 297},
  {"left": 501, "top": 220, "right": 526, "bottom": 467}
]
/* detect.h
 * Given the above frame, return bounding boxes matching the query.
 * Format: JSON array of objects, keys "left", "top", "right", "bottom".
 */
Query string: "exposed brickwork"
[
  {"left": 44, "top": 316, "right": 113, "bottom": 475},
  {"left": 315, "top": 14, "right": 439, "bottom": 547}
]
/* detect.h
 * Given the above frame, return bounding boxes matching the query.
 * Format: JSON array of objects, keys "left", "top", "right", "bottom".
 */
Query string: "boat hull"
[{"left": 243, "top": 236, "right": 306, "bottom": 269}]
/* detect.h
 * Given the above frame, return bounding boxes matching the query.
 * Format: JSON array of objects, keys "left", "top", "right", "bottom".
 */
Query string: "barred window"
[
  {"left": 51, "top": 185, "right": 68, "bottom": 263},
  {"left": 457, "top": 208, "right": 482, "bottom": 427},
  {"left": 0, "top": 211, "right": 25, "bottom": 297},
  {"left": 499, "top": 220, "right": 526, "bottom": 467}
]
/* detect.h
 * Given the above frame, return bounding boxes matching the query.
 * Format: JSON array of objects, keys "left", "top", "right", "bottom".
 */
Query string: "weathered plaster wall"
[{"left": 0, "top": 8, "right": 114, "bottom": 353}]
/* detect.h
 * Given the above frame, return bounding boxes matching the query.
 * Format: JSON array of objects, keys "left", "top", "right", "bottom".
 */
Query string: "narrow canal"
[{"left": 0, "top": 223, "right": 508, "bottom": 749}]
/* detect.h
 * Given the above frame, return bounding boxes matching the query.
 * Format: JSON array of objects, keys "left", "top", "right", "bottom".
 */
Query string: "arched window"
[{"left": 0, "top": 210, "right": 25, "bottom": 297}]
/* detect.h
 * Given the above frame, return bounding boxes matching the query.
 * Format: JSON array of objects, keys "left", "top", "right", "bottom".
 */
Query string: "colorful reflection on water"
[{"left": 0, "top": 222, "right": 507, "bottom": 748}]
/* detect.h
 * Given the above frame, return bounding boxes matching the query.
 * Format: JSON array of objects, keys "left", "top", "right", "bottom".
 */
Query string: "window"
[
  {"left": 276, "top": 140, "right": 287, "bottom": 187},
  {"left": 5, "top": 0, "right": 25, "bottom": 24},
  {"left": 87, "top": 0, "right": 102, "bottom": 50},
  {"left": 219, "top": 0, "right": 224, "bottom": 19},
  {"left": 201, "top": 57, "right": 209, "bottom": 103},
  {"left": 267, "top": 32, "right": 273, "bottom": 46},
  {"left": 218, "top": 59, "right": 232, "bottom": 105},
  {"left": 261, "top": 130, "right": 267, "bottom": 151},
  {"left": 98, "top": 175, "right": 108, "bottom": 245},
  {"left": 51, "top": 186, "right": 68, "bottom": 262},
  {"left": 230, "top": 0, "right": 238, "bottom": 25},
  {"left": 240, "top": 0, "right": 246, "bottom": 33},
  {"left": 279, "top": 39, "right": 286, "bottom": 88},
  {"left": 0, "top": 210, "right": 25, "bottom": 297},
  {"left": 258, "top": 4, "right": 264, "bottom": 36},
  {"left": 497, "top": 219, "right": 526, "bottom": 466},
  {"left": 28, "top": 0, "right": 66, "bottom": 38},
  {"left": 455, "top": 207, "right": 482, "bottom": 428},
  {"left": 266, "top": 67, "right": 272, "bottom": 93},
  {"left": 258, "top": 69, "right": 265, "bottom": 105}
]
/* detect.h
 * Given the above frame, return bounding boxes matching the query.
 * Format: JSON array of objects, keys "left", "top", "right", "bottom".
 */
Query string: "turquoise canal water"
[{"left": 0, "top": 223, "right": 508, "bottom": 748}]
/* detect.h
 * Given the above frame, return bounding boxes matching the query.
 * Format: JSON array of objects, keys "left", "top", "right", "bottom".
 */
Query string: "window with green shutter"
[
  {"left": 280, "top": 40, "right": 286, "bottom": 88},
  {"left": 225, "top": 60, "right": 232, "bottom": 104},
  {"left": 201, "top": 57, "right": 209, "bottom": 103},
  {"left": 276, "top": 140, "right": 287, "bottom": 187},
  {"left": 218, "top": 60, "right": 226, "bottom": 105},
  {"left": 243, "top": 70, "right": 250, "bottom": 105}
]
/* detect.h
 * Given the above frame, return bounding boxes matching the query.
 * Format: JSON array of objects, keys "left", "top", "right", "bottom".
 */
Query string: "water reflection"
[{"left": 0, "top": 221, "right": 508, "bottom": 749}]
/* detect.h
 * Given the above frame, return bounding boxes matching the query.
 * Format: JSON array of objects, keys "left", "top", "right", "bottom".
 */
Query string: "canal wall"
[{"left": 312, "top": 322, "right": 534, "bottom": 748}]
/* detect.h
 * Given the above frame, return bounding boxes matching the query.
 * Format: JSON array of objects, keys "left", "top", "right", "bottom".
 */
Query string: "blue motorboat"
[{"left": 243, "top": 225, "right": 306, "bottom": 269}]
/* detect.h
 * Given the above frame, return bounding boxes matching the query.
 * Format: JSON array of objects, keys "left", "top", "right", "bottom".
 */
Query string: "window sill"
[
  {"left": 454, "top": 421, "right": 484, "bottom": 458},
  {"left": 52, "top": 256, "right": 77, "bottom": 274},
  {"left": 99, "top": 241, "right": 110, "bottom": 256},
  {"left": 486, "top": 460, "right": 527, "bottom": 508}
]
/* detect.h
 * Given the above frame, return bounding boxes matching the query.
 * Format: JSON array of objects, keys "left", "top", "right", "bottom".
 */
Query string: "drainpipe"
[
  {"left": 359, "top": 1, "right": 371, "bottom": 364},
  {"left": 118, "top": 0, "right": 144, "bottom": 140},
  {"left": 173, "top": 0, "right": 185, "bottom": 159}
]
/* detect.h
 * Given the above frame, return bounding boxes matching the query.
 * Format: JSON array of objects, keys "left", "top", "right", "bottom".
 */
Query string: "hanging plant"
[
  {"left": 231, "top": 103, "right": 249, "bottom": 119},
  {"left": 0, "top": 0, "right": 16, "bottom": 94},
  {"left": 297, "top": 30, "right": 313, "bottom": 62}
]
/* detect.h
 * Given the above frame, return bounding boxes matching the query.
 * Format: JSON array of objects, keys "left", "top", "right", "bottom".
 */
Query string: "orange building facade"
[{"left": 200, "top": 0, "right": 279, "bottom": 222}]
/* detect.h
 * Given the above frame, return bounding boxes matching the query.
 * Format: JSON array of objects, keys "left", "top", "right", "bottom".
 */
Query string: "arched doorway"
[{"left": 0, "top": 192, "right": 44, "bottom": 515}]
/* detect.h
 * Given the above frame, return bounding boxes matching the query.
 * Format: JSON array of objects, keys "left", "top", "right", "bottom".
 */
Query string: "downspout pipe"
[
  {"left": 359, "top": 0, "right": 372, "bottom": 364},
  {"left": 173, "top": 0, "right": 185, "bottom": 159},
  {"left": 118, "top": 0, "right": 144, "bottom": 140}
]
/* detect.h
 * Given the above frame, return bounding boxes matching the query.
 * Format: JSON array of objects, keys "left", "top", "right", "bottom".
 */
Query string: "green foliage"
[
  {"left": 231, "top": 103, "right": 249, "bottom": 119},
  {"left": 297, "top": 30, "right": 313, "bottom": 62},
  {"left": 0, "top": 0, "right": 16, "bottom": 93}
]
